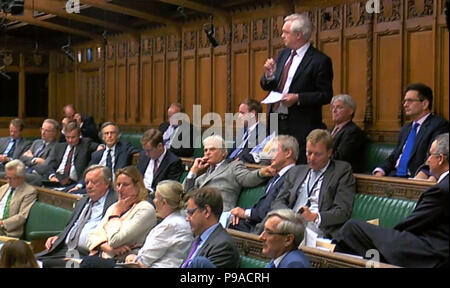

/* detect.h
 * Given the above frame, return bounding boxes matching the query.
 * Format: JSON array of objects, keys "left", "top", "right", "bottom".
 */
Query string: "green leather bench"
[
  {"left": 362, "top": 142, "right": 396, "bottom": 174},
  {"left": 237, "top": 185, "right": 266, "bottom": 209},
  {"left": 119, "top": 132, "right": 143, "bottom": 150},
  {"left": 239, "top": 255, "right": 269, "bottom": 268},
  {"left": 23, "top": 201, "right": 73, "bottom": 242}
]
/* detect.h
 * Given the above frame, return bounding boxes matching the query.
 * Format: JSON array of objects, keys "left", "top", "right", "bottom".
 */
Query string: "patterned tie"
[
  {"left": 265, "top": 174, "right": 280, "bottom": 194},
  {"left": 331, "top": 126, "right": 339, "bottom": 138},
  {"left": 267, "top": 260, "right": 276, "bottom": 268},
  {"left": 278, "top": 50, "right": 297, "bottom": 93},
  {"left": 106, "top": 149, "right": 113, "bottom": 170},
  {"left": 66, "top": 201, "right": 94, "bottom": 250},
  {"left": 34, "top": 142, "right": 46, "bottom": 158},
  {"left": 397, "top": 122, "right": 420, "bottom": 176},
  {"left": 2, "top": 187, "right": 15, "bottom": 219},
  {"left": 5, "top": 139, "right": 16, "bottom": 157},
  {"left": 61, "top": 146, "right": 75, "bottom": 186},
  {"left": 182, "top": 237, "right": 202, "bottom": 268},
  {"left": 153, "top": 159, "right": 158, "bottom": 175},
  {"left": 229, "top": 129, "right": 249, "bottom": 159}
]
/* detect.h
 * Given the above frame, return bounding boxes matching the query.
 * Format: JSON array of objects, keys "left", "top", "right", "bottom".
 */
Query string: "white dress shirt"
[{"left": 143, "top": 148, "right": 167, "bottom": 191}]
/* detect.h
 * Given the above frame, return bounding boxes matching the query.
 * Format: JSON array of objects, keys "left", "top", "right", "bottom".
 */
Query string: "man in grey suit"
[
  {"left": 182, "top": 187, "right": 239, "bottom": 268},
  {"left": 184, "top": 135, "right": 275, "bottom": 211},
  {"left": 19, "top": 119, "right": 59, "bottom": 186},
  {"left": 0, "top": 118, "right": 31, "bottom": 172},
  {"left": 265, "top": 129, "right": 356, "bottom": 240},
  {"left": 36, "top": 165, "right": 117, "bottom": 268}
]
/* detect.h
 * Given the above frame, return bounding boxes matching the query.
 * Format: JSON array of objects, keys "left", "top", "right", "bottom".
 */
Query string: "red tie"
[
  {"left": 153, "top": 159, "right": 158, "bottom": 175},
  {"left": 278, "top": 50, "right": 297, "bottom": 93},
  {"left": 61, "top": 146, "right": 75, "bottom": 185}
]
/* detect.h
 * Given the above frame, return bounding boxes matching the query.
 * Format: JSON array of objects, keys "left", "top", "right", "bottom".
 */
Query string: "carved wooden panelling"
[
  {"left": 377, "top": 0, "right": 402, "bottom": 23},
  {"left": 184, "top": 31, "right": 196, "bottom": 51},
  {"left": 141, "top": 38, "right": 153, "bottom": 56},
  {"left": 233, "top": 23, "right": 250, "bottom": 43},
  {"left": 128, "top": 41, "right": 139, "bottom": 57},
  {"left": 253, "top": 19, "right": 269, "bottom": 40},
  {"left": 407, "top": 0, "right": 434, "bottom": 18},
  {"left": 272, "top": 16, "right": 284, "bottom": 39},
  {"left": 346, "top": 2, "right": 371, "bottom": 27},
  {"left": 320, "top": 6, "right": 342, "bottom": 30},
  {"left": 155, "top": 37, "right": 166, "bottom": 54}
]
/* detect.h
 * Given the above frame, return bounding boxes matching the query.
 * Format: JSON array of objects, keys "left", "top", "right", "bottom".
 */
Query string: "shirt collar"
[
  {"left": 278, "top": 163, "right": 295, "bottom": 177},
  {"left": 414, "top": 112, "right": 431, "bottom": 126},
  {"left": 199, "top": 222, "right": 220, "bottom": 243},
  {"left": 334, "top": 120, "right": 351, "bottom": 131},
  {"left": 273, "top": 251, "right": 289, "bottom": 268},
  {"left": 438, "top": 170, "right": 449, "bottom": 183},
  {"left": 295, "top": 42, "right": 310, "bottom": 58},
  {"left": 156, "top": 147, "right": 167, "bottom": 164}
]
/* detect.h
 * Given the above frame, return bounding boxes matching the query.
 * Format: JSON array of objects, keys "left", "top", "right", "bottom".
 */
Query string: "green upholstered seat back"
[
  {"left": 351, "top": 194, "right": 416, "bottom": 228},
  {"left": 237, "top": 185, "right": 266, "bottom": 209},
  {"left": 239, "top": 255, "right": 269, "bottom": 268},
  {"left": 362, "top": 142, "right": 396, "bottom": 174},
  {"left": 120, "top": 132, "right": 143, "bottom": 150},
  {"left": 23, "top": 202, "right": 73, "bottom": 241}
]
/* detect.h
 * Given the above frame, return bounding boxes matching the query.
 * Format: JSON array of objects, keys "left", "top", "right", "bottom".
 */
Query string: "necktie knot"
[{"left": 291, "top": 50, "right": 297, "bottom": 56}]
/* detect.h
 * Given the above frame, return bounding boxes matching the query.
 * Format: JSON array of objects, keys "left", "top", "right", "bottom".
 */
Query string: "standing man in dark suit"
[
  {"left": 228, "top": 135, "right": 298, "bottom": 233},
  {"left": 260, "top": 13, "right": 333, "bottom": 164},
  {"left": 0, "top": 118, "right": 31, "bottom": 172},
  {"left": 329, "top": 94, "right": 367, "bottom": 173},
  {"left": 259, "top": 209, "right": 310, "bottom": 268},
  {"left": 266, "top": 129, "right": 356, "bottom": 240},
  {"left": 334, "top": 133, "right": 449, "bottom": 267},
  {"left": 228, "top": 99, "right": 267, "bottom": 163},
  {"left": 182, "top": 187, "right": 239, "bottom": 268},
  {"left": 374, "top": 83, "right": 448, "bottom": 178},
  {"left": 137, "top": 128, "right": 183, "bottom": 196},
  {"left": 36, "top": 165, "right": 117, "bottom": 268},
  {"left": 45, "top": 121, "right": 99, "bottom": 188},
  {"left": 68, "top": 122, "right": 139, "bottom": 194},
  {"left": 74, "top": 112, "right": 100, "bottom": 143},
  {"left": 158, "top": 102, "right": 194, "bottom": 158}
]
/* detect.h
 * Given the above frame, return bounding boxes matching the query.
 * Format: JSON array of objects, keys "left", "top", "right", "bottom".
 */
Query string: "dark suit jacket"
[
  {"left": 331, "top": 121, "right": 367, "bottom": 173},
  {"left": 277, "top": 249, "right": 310, "bottom": 268},
  {"left": 20, "top": 139, "right": 57, "bottom": 176},
  {"left": 379, "top": 114, "right": 448, "bottom": 176},
  {"left": 36, "top": 189, "right": 117, "bottom": 258},
  {"left": 90, "top": 141, "right": 139, "bottom": 173},
  {"left": 260, "top": 45, "right": 333, "bottom": 163},
  {"left": 195, "top": 224, "right": 240, "bottom": 268},
  {"left": 137, "top": 149, "right": 183, "bottom": 191},
  {"left": 46, "top": 138, "right": 99, "bottom": 182},
  {"left": 0, "top": 137, "right": 31, "bottom": 161},
  {"left": 80, "top": 116, "right": 100, "bottom": 143},
  {"left": 228, "top": 122, "right": 267, "bottom": 163},
  {"left": 158, "top": 121, "right": 194, "bottom": 157},
  {"left": 271, "top": 160, "right": 356, "bottom": 238}
]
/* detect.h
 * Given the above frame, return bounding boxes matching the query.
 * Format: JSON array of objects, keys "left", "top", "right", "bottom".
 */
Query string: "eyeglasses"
[
  {"left": 402, "top": 99, "right": 423, "bottom": 105},
  {"left": 262, "top": 228, "right": 290, "bottom": 236},
  {"left": 427, "top": 152, "right": 441, "bottom": 158},
  {"left": 186, "top": 207, "right": 200, "bottom": 216}
]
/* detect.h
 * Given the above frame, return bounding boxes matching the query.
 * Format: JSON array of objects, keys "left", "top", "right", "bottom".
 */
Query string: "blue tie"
[
  {"left": 397, "top": 122, "right": 420, "bottom": 176},
  {"left": 4, "top": 139, "right": 16, "bottom": 157},
  {"left": 34, "top": 142, "right": 46, "bottom": 158},
  {"left": 265, "top": 174, "right": 280, "bottom": 194},
  {"left": 229, "top": 129, "right": 249, "bottom": 159},
  {"left": 267, "top": 260, "right": 276, "bottom": 268},
  {"left": 106, "top": 149, "right": 113, "bottom": 170}
]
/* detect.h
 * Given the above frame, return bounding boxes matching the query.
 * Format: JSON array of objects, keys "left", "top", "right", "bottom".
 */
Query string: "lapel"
[
  {"left": 291, "top": 46, "right": 314, "bottom": 86},
  {"left": 200, "top": 161, "right": 228, "bottom": 187},
  {"left": 292, "top": 166, "right": 309, "bottom": 192},
  {"left": 0, "top": 184, "right": 9, "bottom": 204},
  {"left": 114, "top": 142, "right": 123, "bottom": 165},
  {"left": 197, "top": 224, "right": 221, "bottom": 255},
  {"left": 275, "top": 50, "right": 291, "bottom": 82},
  {"left": 154, "top": 152, "right": 169, "bottom": 180},
  {"left": 318, "top": 161, "right": 335, "bottom": 209},
  {"left": 9, "top": 183, "right": 26, "bottom": 215},
  {"left": 410, "top": 115, "right": 432, "bottom": 158}
]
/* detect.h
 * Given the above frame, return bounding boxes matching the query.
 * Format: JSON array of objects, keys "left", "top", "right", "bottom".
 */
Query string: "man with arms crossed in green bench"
[{"left": 334, "top": 133, "right": 449, "bottom": 268}]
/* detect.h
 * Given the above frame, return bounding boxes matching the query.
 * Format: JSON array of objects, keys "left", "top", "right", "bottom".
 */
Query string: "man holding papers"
[{"left": 260, "top": 13, "right": 333, "bottom": 164}]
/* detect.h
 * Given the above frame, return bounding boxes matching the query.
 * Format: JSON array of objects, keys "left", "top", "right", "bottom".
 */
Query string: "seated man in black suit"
[
  {"left": 260, "top": 129, "right": 356, "bottom": 241},
  {"left": 374, "top": 83, "right": 448, "bottom": 178},
  {"left": 74, "top": 112, "right": 100, "bottom": 143},
  {"left": 0, "top": 118, "right": 31, "bottom": 172},
  {"left": 329, "top": 94, "right": 367, "bottom": 173},
  {"left": 36, "top": 165, "right": 117, "bottom": 268},
  {"left": 182, "top": 187, "right": 239, "bottom": 268},
  {"left": 137, "top": 128, "right": 183, "bottom": 197},
  {"left": 334, "top": 133, "right": 449, "bottom": 268},
  {"left": 158, "top": 102, "right": 194, "bottom": 157},
  {"left": 19, "top": 118, "right": 59, "bottom": 186},
  {"left": 228, "top": 99, "right": 267, "bottom": 163},
  {"left": 45, "top": 121, "right": 99, "bottom": 188},
  {"left": 68, "top": 122, "right": 140, "bottom": 194},
  {"left": 228, "top": 135, "right": 298, "bottom": 233}
]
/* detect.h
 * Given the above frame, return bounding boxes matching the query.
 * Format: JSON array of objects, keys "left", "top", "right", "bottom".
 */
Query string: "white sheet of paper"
[
  {"left": 305, "top": 227, "right": 318, "bottom": 247},
  {"left": 219, "top": 211, "right": 231, "bottom": 228},
  {"left": 261, "top": 91, "right": 283, "bottom": 104}
]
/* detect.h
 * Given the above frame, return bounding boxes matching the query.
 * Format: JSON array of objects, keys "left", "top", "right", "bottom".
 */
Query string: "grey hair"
[
  {"left": 203, "top": 135, "right": 227, "bottom": 156},
  {"left": 83, "top": 164, "right": 112, "bottom": 188},
  {"left": 5, "top": 160, "right": 26, "bottom": 177},
  {"left": 274, "top": 135, "right": 299, "bottom": 161},
  {"left": 331, "top": 94, "right": 357, "bottom": 117},
  {"left": 284, "top": 13, "right": 312, "bottom": 41},
  {"left": 435, "top": 133, "right": 449, "bottom": 161},
  {"left": 101, "top": 122, "right": 120, "bottom": 134},
  {"left": 266, "top": 209, "right": 306, "bottom": 247},
  {"left": 43, "top": 118, "right": 60, "bottom": 132}
]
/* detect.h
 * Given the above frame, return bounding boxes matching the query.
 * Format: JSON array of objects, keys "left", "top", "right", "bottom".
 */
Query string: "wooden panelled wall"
[{"left": 48, "top": 0, "right": 449, "bottom": 142}]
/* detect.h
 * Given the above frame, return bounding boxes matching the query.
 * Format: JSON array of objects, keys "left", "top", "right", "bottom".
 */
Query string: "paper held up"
[{"left": 261, "top": 91, "right": 283, "bottom": 104}]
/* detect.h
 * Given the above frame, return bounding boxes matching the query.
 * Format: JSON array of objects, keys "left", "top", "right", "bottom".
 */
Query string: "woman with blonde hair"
[{"left": 125, "top": 180, "right": 193, "bottom": 267}]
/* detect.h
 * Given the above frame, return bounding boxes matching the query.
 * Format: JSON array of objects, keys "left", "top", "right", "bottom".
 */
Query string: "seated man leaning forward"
[
  {"left": 259, "top": 209, "right": 310, "bottom": 268},
  {"left": 184, "top": 135, "right": 275, "bottom": 212}
]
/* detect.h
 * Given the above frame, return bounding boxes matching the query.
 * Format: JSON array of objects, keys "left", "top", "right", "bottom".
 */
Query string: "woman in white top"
[{"left": 125, "top": 180, "right": 193, "bottom": 268}]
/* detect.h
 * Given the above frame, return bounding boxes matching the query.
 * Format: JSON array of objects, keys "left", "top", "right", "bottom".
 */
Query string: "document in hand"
[{"left": 261, "top": 91, "right": 283, "bottom": 104}]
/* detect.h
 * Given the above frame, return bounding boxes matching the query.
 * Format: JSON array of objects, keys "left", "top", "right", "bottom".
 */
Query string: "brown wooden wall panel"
[
  {"left": 168, "top": 59, "right": 179, "bottom": 107},
  {"left": 214, "top": 55, "right": 228, "bottom": 116},
  {"left": 320, "top": 40, "right": 341, "bottom": 127},
  {"left": 183, "top": 58, "right": 196, "bottom": 118},
  {"left": 406, "top": 30, "right": 434, "bottom": 88},
  {"left": 346, "top": 38, "right": 367, "bottom": 125},
  {"left": 106, "top": 65, "right": 116, "bottom": 122},
  {"left": 199, "top": 56, "right": 212, "bottom": 116},
  {"left": 375, "top": 34, "right": 402, "bottom": 131},
  {"left": 141, "top": 61, "right": 152, "bottom": 124},
  {"left": 441, "top": 30, "right": 449, "bottom": 119},
  {"left": 252, "top": 50, "right": 268, "bottom": 102},
  {"left": 152, "top": 61, "right": 165, "bottom": 125},
  {"left": 233, "top": 53, "right": 249, "bottom": 110},
  {"left": 128, "top": 63, "right": 138, "bottom": 124},
  {"left": 117, "top": 65, "right": 126, "bottom": 123}
]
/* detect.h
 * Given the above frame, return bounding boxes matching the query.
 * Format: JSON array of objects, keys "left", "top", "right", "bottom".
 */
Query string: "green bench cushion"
[
  {"left": 239, "top": 255, "right": 269, "bottom": 268},
  {"left": 24, "top": 202, "right": 73, "bottom": 241},
  {"left": 237, "top": 185, "right": 266, "bottom": 209},
  {"left": 120, "top": 132, "right": 143, "bottom": 150},
  {"left": 351, "top": 194, "right": 416, "bottom": 228},
  {"left": 362, "top": 142, "right": 396, "bottom": 174}
]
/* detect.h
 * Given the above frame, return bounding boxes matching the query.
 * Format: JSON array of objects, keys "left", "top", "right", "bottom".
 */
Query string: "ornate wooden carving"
[
  {"left": 118, "top": 43, "right": 127, "bottom": 59},
  {"left": 216, "top": 25, "right": 228, "bottom": 46},
  {"left": 199, "top": 28, "right": 210, "bottom": 49},
  {"left": 253, "top": 18, "right": 268, "bottom": 40},
  {"left": 233, "top": 23, "right": 249, "bottom": 43},
  {"left": 184, "top": 31, "right": 196, "bottom": 51},
  {"left": 408, "top": 0, "right": 434, "bottom": 18},
  {"left": 141, "top": 38, "right": 153, "bottom": 56},
  {"left": 155, "top": 36, "right": 165, "bottom": 54},
  {"left": 320, "top": 6, "right": 341, "bottom": 31},
  {"left": 128, "top": 41, "right": 139, "bottom": 57},
  {"left": 107, "top": 44, "right": 115, "bottom": 60},
  {"left": 168, "top": 35, "right": 178, "bottom": 52},
  {"left": 346, "top": 2, "right": 370, "bottom": 27},
  {"left": 272, "top": 16, "right": 284, "bottom": 39},
  {"left": 377, "top": 0, "right": 402, "bottom": 22},
  {"left": 365, "top": 13, "right": 374, "bottom": 126}
]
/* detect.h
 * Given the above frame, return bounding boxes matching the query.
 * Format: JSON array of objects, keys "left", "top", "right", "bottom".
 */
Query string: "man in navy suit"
[
  {"left": 228, "top": 135, "right": 298, "bottom": 233},
  {"left": 335, "top": 133, "right": 449, "bottom": 268},
  {"left": 137, "top": 128, "right": 183, "bottom": 197},
  {"left": 374, "top": 83, "right": 448, "bottom": 178},
  {"left": 0, "top": 118, "right": 31, "bottom": 172},
  {"left": 68, "top": 122, "right": 139, "bottom": 194},
  {"left": 260, "top": 13, "right": 333, "bottom": 164},
  {"left": 74, "top": 113, "right": 100, "bottom": 143},
  {"left": 228, "top": 99, "right": 267, "bottom": 163},
  {"left": 259, "top": 209, "right": 310, "bottom": 268}
]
